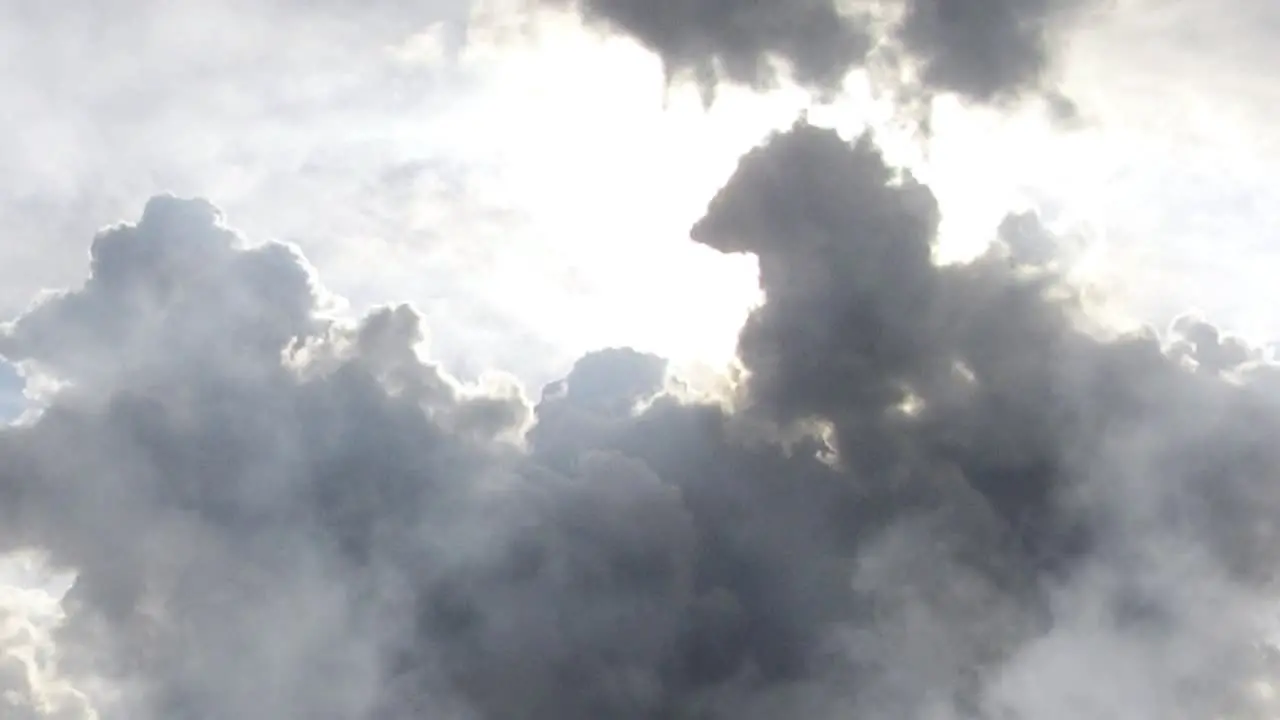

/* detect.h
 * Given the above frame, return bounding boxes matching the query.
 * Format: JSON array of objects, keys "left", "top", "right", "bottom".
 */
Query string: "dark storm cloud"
[
  {"left": 542, "top": 0, "right": 1094, "bottom": 104},
  {"left": 896, "top": 0, "right": 1087, "bottom": 101},
  {"left": 686, "top": 122, "right": 1280, "bottom": 715},
  {"left": 541, "top": 0, "right": 872, "bottom": 96},
  {"left": 691, "top": 123, "right": 1280, "bottom": 578},
  {"left": 3, "top": 122, "right": 1280, "bottom": 719}
]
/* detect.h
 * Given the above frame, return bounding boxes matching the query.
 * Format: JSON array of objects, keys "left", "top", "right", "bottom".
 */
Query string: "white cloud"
[{"left": 1019, "top": 0, "right": 1280, "bottom": 339}]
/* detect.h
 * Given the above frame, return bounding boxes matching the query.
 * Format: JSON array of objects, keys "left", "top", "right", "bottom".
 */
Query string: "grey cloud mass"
[
  {"left": 0, "top": 362, "right": 22, "bottom": 422},
  {"left": 543, "top": 0, "right": 1095, "bottom": 102},
  {"left": 896, "top": 0, "right": 1087, "bottom": 101},
  {"left": 543, "top": 0, "right": 872, "bottom": 95},
  {"left": 2, "top": 120, "right": 1280, "bottom": 719}
]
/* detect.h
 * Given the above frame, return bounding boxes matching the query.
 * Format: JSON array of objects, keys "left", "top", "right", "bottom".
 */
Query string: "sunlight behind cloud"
[
  {"left": 1045, "top": 0, "right": 1280, "bottom": 343},
  {"left": 408, "top": 0, "right": 1085, "bottom": 378},
  {"left": 403, "top": 3, "right": 834, "bottom": 373}
]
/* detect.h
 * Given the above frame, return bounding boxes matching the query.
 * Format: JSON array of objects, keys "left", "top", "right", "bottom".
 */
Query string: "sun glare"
[
  {"left": 383, "top": 1, "right": 1108, "bottom": 383},
  {"left": 433, "top": 7, "right": 818, "bottom": 372}
]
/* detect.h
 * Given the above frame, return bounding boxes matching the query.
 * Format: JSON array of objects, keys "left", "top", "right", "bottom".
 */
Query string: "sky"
[
  {"left": 2, "top": 0, "right": 1280, "bottom": 718},
  {"left": 4, "top": 0, "right": 1279, "bottom": 384}
]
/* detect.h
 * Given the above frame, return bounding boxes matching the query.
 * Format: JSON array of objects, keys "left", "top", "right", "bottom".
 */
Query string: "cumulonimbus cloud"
[{"left": 1, "top": 121, "right": 1279, "bottom": 719}]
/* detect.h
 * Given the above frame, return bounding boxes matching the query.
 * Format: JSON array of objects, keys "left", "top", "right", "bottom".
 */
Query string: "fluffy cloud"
[
  {"left": 542, "top": 0, "right": 1094, "bottom": 103},
  {"left": 2, "top": 120, "right": 1280, "bottom": 720}
]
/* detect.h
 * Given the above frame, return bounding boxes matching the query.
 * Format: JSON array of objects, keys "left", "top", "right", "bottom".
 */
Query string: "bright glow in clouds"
[
  {"left": 357, "top": 4, "right": 808, "bottom": 379},
  {"left": 386, "top": 1, "right": 1212, "bottom": 378},
  {"left": 0, "top": 552, "right": 81, "bottom": 719},
  {"left": 366, "top": 2, "right": 1049, "bottom": 380},
  {"left": 446, "top": 13, "right": 770, "bottom": 368}
]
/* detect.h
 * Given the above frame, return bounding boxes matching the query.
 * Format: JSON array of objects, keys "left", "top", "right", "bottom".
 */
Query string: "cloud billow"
[
  {"left": 541, "top": 0, "right": 1093, "bottom": 105},
  {"left": 1, "top": 123, "right": 1279, "bottom": 719}
]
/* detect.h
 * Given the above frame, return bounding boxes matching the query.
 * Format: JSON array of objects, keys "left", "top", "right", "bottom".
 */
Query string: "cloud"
[
  {"left": 0, "top": 362, "right": 22, "bottom": 423},
  {"left": 2, "top": 121, "right": 1280, "bottom": 719},
  {"left": 541, "top": 0, "right": 1095, "bottom": 104},
  {"left": 0, "top": 0, "right": 767, "bottom": 394},
  {"left": 539, "top": 0, "right": 872, "bottom": 97},
  {"left": 686, "top": 122, "right": 1280, "bottom": 717},
  {"left": 0, "top": 0, "right": 470, "bottom": 317},
  {"left": 895, "top": 0, "right": 1087, "bottom": 102},
  {"left": 0, "top": 561, "right": 89, "bottom": 720}
]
